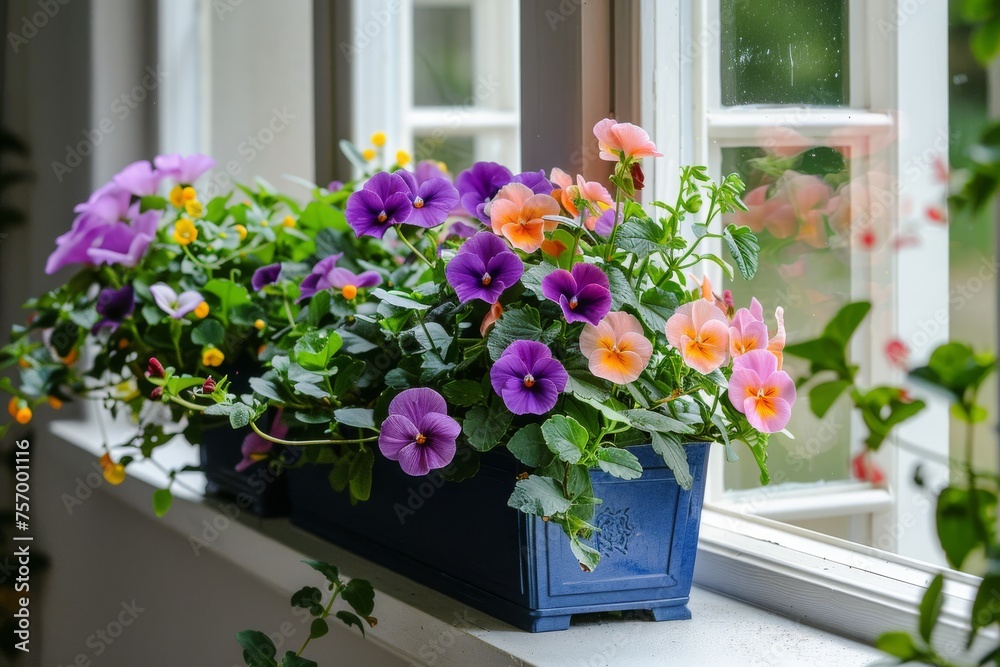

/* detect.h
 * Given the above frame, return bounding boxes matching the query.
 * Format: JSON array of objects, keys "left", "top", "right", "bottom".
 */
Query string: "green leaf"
[
  {"left": 595, "top": 447, "right": 643, "bottom": 480},
  {"left": 334, "top": 407, "right": 374, "bottom": 430},
  {"left": 565, "top": 369, "right": 611, "bottom": 402},
  {"left": 542, "top": 415, "right": 590, "bottom": 464},
  {"left": 191, "top": 319, "right": 225, "bottom": 347},
  {"left": 442, "top": 380, "right": 484, "bottom": 407},
  {"left": 615, "top": 217, "right": 664, "bottom": 255},
  {"left": 822, "top": 301, "right": 871, "bottom": 348},
  {"left": 507, "top": 424, "right": 553, "bottom": 467},
  {"left": 651, "top": 432, "right": 692, "bottom": 490},
  {"left": 508, "top": 475, "right": 572, "bottom": 516},
  {"left": 139, "top": 195, "right": 168, "bottom": 212},
  {"left": 299, "top": 200, "right": 348, "bottom": 232},
  {"left": 722, "top": 224, "right": 760, "bottom": 280},
  {"left": 635, "top": 287, "right": 678, "bottom": 334},
  {"left": 463, "top": 403, "right": 513, "bottom": 451},
  {"left": 569, "top": 538, "right": 602, "bottom": 573},
  {"left": 371, "top": 288, "right": 430, "bottom": 310},
  {"left": 624, "top": 408, "right": 694, "bottom": 435},
  {"left": 293, "top": 330, "right": 343, "bottom": 371},
  {"left": 335, "top": 610, "right": 366, "bottom": 636},
  {"left": 342, "top": 578, "right": 376, "bottom": 616},
  {"left": 281, "top": 652, "right": 318, "bottom": 667},
  {"left": 972, "top": 18, "right": 1000, "bottom": 65},
  {"left": 918, "top": 573, "right": 945, "bottom": 644},
  {"left": 230, "top": 404, "right": 253, "bottom": 429},
  {"left": 971, "top": 574, "right": 1000, "bottom": 643},
  {"left": 249, "top": 377, "right": 284, "bottom": 403},
  {"left": 303, "top": 560, "right": 340, "bottom": 585},
  {"left": 152, "top": 488, "right": 173, "bottom": 517},
  {"left": 808, "top": 380, "right": 852, "bottom": 419},
  {"left": 783, "top": 337, "right": 850, "bottom": 377},
  {"left": 203, "top": 279, "right": 250, "bottom": 324},
  {"left": 937, "top": 486, "right": 996, "bottom": 569},
  {"left": 290, "top": 586, "right": 324, "bottom": 616},
  {"left": 349, "top": 448, "right": 374, "bottom": 502},
  {"left": 487, "top": 306, "right": 545, "bottom": 361},
  {"left": 235, "top": 630, "right": 278, "bottom": 667},
  {"left": 606, "top": 265, "right": 639, "bottom": 311},
  {"left": 309, "top": 617, "right": 329, "bottom": 640},
  {"left": 875, "top": 631, "right": 917, "bottom": 660}
]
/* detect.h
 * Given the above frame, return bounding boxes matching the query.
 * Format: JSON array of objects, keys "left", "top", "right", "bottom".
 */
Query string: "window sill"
[{"left": 49, "top": 417, "right": 890, "bottom": 665}]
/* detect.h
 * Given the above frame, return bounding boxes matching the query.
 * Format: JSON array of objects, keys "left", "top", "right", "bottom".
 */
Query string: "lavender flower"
[
  {"left": 490, "top": 340, "right": 568, "bottom": 415},
  {"left": 397, "top": 170, "right": 460, "bottom": 228},
  {"left": 150, "top": 283, "right": 204, "bottom": 319},
  {"left": 113, "top": 160, "right": 163, "bottom": 197},
  {"left": 235, "top": 411, "right": 288, "bottom": 472},
  {"left": 541, "top": 263, "right": 612, "bottom": 326},
  {"left": 84, "top": 210, "right": 160, "bottom": 268},
  {"left": 252, "top": 263, "right": 282, "bottom": 291},
  {"left": 445, "top": 232, "right": 523, "bottom": 304},
  {"left": 92, "top": 286, "right": 135, "bottom": 333},
  {"left": 345, "top": 172, "right": 414, "bottom": 239},
  {"left": 378, "top": 388, "right": 460, "bottom": 476},
  {"left": 153, "top": 153, "right": 216, "bottom": 184},
  {"left": 454, "top": 161, "right": 513, "bottom": 223},
  {"left": 414, "top": 160, "right": 447, "bottom": 184}
]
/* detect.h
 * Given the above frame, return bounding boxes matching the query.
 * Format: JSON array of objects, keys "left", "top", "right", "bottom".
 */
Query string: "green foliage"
[{"left": 238, "top": 560, "right": 374, "bottom": 665}]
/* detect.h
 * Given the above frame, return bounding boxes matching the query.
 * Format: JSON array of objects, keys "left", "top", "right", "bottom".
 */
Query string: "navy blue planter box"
[{"left": 287, "top": 442, "right": 711, "bottom": 632}]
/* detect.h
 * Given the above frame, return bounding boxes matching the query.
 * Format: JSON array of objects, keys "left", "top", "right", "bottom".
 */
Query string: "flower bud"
[
  {"left": 146, "top": 357, "right": 165, "bottom": 379},
  {"left": 150, "top": 386, "right": 163, "bottom": 400},
  {"left": 202, "top": 376, "right": 216, "bottom": 394},
  {"left": 684, "top": 196, "right": 702, "bottom": 213}
]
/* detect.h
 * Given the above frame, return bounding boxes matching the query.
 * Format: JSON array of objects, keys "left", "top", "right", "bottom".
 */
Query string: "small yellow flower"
[
  {"left": 173, "top": 218, "right": 198, "bottom": 245},
  {"left": 17, "top": 358, "right": 29, "bottom": 369},
  {"left": 437, "top": 161, "right": 448, "bottom": 173},
  {"left": 396, "top": 150, "right": 411, "bottom": 167},
  {"left": 48, "top": 396, "right": 62, "bottom": 410},
  {"left": 100, "top": 453, "right": 125, "bottom": 485},
  {"left": 14, "top": 406, "right": 32, "bottom": 425},
  {"left": 370, "top": 131, "right": 387, "bottom": 147},
  {"left": 362, "top": 148, "right": 377, "bottom": 162},
  {"left": 254, "top": 319, "right": 266, "bottom": 331},
  {"left": 184, "top": 200, "right": 204, "bottom": 218},
  {"left": 169, "top": 185, "right": 184, "bottom": 208},
  {"left": 202, "top": 347, "right": 225, "bottom": 367},
  {"left": 235, "top": 224, "right": 248, "bottom": 240},
  {"left": 182, "top": 186, "right": 197, "bottom": 202},
  {"left": 194, "top": 301, "right": 210, "bottom": 318},
  {"left": 341, "top": 284, "right": 358, "bottom": 300},
  {"left": 260, "top": 219, "right": 269, "bottom": 227},
  {"left": 282, "top": 215, "right": 296, "bottom": 228}
]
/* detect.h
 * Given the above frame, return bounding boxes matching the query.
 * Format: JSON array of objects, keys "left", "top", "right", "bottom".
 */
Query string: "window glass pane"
[
  {"left": 948, "top": 14, "right": 998, "bottom": 474},
  {"left": 721, "top": 145, "right": 854, "bottom": 490},
  {"left": 413, "top": 5, "right": 474, "bottom": 107},
  {"left": 414, "top": 134, "right": 475, "bottom": 173},
  {"left": 720, "top": 0, "right": 849, "bottom": 106}
]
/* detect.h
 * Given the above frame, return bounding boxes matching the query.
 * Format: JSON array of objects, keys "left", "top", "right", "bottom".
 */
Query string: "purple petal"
[
  {"left": 490, "top": 350, "right": 531, "bottom": 397},
  {"left": 378, "top": 414, "right": 420, "bottom": 459},
  {"left": 541, "top": 269, "right": 577, "bottom": 303},
  {"left": 563, "top": 283, "right": 612, "bottom": 326},
  {"left": 149, "top": 283, "right": 179, "bottom": 315},
  {"left": 298, "top": 273, "right": 322, "bottom": 302},
  {"left": 528, "top": 357, "right": 569, "bottom": 392},
  {"left": 388, "top": 387, "right": 449, "bottom": 425},
  {"left": 445, "top": 252, "right": 492, "bottom": 303},
  {"left": 484, "top": 251, "right": 525, "bottom": 290},
  {"left": 96, "top": 285, "right": 135, "bottom": 320},
  {"left": 415, "top": 160, "right": 447, "bottom": 184},
  {"left": 455, "top": 162, "right": 512, "bottom": 220},
  {"left": 570, "top": 262, "right": 610, "bottom": 290},
  {"left": 173, "top": 290, "right": 204, "bottom": 318},
  {"left": 114, "top": 160, "right": 163, "bottom": 197},
  {"left": 512, "top": 169, "right": 554, "bottom": 195},
  {"left": 154, "top": 153, "right": 216, "bottom": 184},
  {"left": 354, "top": 270, "right": 383, "bottom": 288},
  {"left": 503, "top": 377, "right": 560, "bottom": 415},
  {"left": 365, "top": 171, "right": 411, "bottom": 201},
  {"left": 252, "top": 263, "right": 282, "bottom": 291},
  {"left": 406, "top": 178, "right": 460, "bottom": 228}
]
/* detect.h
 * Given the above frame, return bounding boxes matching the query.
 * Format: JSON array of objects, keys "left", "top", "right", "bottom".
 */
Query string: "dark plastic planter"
[
  {"left": 199, "top": 421, "right": 293, "bottom": 518},
  {"left": 287, "top": 442, "right": 711, "bottom": 632}
]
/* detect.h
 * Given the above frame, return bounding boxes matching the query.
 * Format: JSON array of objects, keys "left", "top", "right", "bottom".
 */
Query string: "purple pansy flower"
[
  {"left": 541, "top": 263, "right": 612, "bottom": 326},
  {"left": 378, "top": 388, "right": 460, "bottom": 476},
  {"left": 594, "top": 207, "right": 623, "bottom": 236},
  {"left": 490, "top": 340, "right": 568, "bottom": 415},
  {"left": 235, "top": 411, "right": 288, "bottom": 472},
  {"left": 454, "top": 161, "right": 513, "bottom": 223},
  {"left": 150, "top": 283, "right": 204, "bottom": 319},
  {"left": 415, "top": 160, "right": 447, "bottom": 184},
  {"left": 345, "top": 172, "right": 414, "bottom": 238},
  {"left": 327, "top": 180, "right": 344, "bottom": 192},
  {"left": 252, "top": 263, "right": 282, "bottom": 291},
  {"left": 512, "top": 169, "right": 554, "bottom": 196},
  {"left": 297, "top": 254, "right": 342, "bottom": 301},
  {"left": 448, "top": 221, "right": 478, "bottom": 239},
  {"left": 153, "top": 153, "right": 216, "bottom": 184},
  {"left": 445, "top": 232, "right": 523, "bottom": 304},
  {"left": 92, "top": 286, "right": 135, "bottom": 333},
  {"left": 113, "top": 160, "right": 163, "bottom": 197},
  {"left": 397, "top": 170, "right": 461, "bottom": 228},
  {"left": 85, "top": 210, "right": 160, "bottom": 268}
]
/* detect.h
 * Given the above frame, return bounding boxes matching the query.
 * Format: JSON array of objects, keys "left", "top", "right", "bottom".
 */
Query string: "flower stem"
[
  {"left": 249, "top": 420, "right": 379, "bottom": 447},
  {"left": 394, "top": 225, "right": 433, "bottom": 267},
  {"left": 296, "top": 586, "right": 341, "bottom": 658}
]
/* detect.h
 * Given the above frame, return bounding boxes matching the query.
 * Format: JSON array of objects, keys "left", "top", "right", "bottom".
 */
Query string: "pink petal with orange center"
[{"left": 590, "top": 348, "right": 645, "bottom": 384}]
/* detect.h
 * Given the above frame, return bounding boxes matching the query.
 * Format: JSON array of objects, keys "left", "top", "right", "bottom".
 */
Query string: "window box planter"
[{"left": 287, "top": 442, "right": 710, "bottom": 632}]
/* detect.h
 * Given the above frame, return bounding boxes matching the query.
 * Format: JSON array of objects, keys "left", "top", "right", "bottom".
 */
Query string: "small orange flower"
[
  {"left": 169, "top": 185, "right": 184, "bottom": 208},
  {"left": 8, "top": 397, "right": 19, "bottom": 417},
  {"left": 194, "top": 301, "right": 210, "bottom": 318},
  {"left": 100, "top": 453, "right": 126, "bottom": 485},
  {"left": 254, "top": 319, "right": 266, "bottom": 331},
  {"left": 62, "top": 348, "right": 78, "bottom": 365},
  {"left": 341, "top": 284, "right": 358, "bottom": 300},
  {"left": 17, "top": 358, "right": 29, "bottom": 369},
  {"left": 480, "top": 302, "right": 503, "bottom": 337},
  {"left": 488, "top": 183, "right": 560, "bottom": 253},
  {"left": 48, "top": 396, "right": 62, "bottom": 409},
  {"left": 202, "top": 347, "right": 225, "bottom": 367},
  {"left": 14, "top": 406, "right": 32, "bottom": 425}
]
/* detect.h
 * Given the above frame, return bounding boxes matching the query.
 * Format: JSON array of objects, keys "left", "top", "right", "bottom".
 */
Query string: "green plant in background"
[{"left": 236, "top": 560, "right": 376, "bottom": 667}]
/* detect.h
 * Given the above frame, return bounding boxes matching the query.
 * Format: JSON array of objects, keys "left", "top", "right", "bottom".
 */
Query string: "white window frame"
[
  {"left": 640, "top": 0, "right": 973, "bottom": 646},
  {"left": 350, "top": 0, "right": 521, "bottom": 171}
]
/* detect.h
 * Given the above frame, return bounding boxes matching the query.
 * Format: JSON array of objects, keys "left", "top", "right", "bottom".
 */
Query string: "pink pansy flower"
[
  {"left": 768, "top": 306, "right": 786, "bottom": 370},
  {"left": 664, "top": 300, "right": 730, "bottom": 374},
  {"left": 593, "top": 118, "right": 663, "bottom": 162},
  {"left": 579, "top": 311, "right": 653, "bottom": 384},
  {"left": 729, "top": 302, "right": 769, "bottom": 359},
  {"left": 728, "top": 350, "right": 796, "bottom": 433}
]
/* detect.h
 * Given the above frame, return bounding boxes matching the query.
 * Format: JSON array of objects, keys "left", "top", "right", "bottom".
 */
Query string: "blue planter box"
[{"left": 287, "top": 442, "right": 710, "bottom": 632}]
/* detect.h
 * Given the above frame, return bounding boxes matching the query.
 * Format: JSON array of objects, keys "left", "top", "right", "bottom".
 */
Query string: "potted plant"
[{"left": 2, "top": 120, "right": 794, "bottom": 631}]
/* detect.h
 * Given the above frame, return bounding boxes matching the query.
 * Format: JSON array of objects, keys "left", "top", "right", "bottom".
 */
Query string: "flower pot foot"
[{"left": 650, "top": 602, "right": 692, "bottom": 622}]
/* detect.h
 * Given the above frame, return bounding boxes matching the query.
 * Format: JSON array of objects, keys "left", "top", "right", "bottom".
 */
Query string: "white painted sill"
[{"left": 51, "top": 417, "right": 890, "bottom": 666}]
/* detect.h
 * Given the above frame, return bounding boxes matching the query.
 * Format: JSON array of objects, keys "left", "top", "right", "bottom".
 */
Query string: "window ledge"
[{"left": 52, "top": 418, "right": 886, "bottom": 666}]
